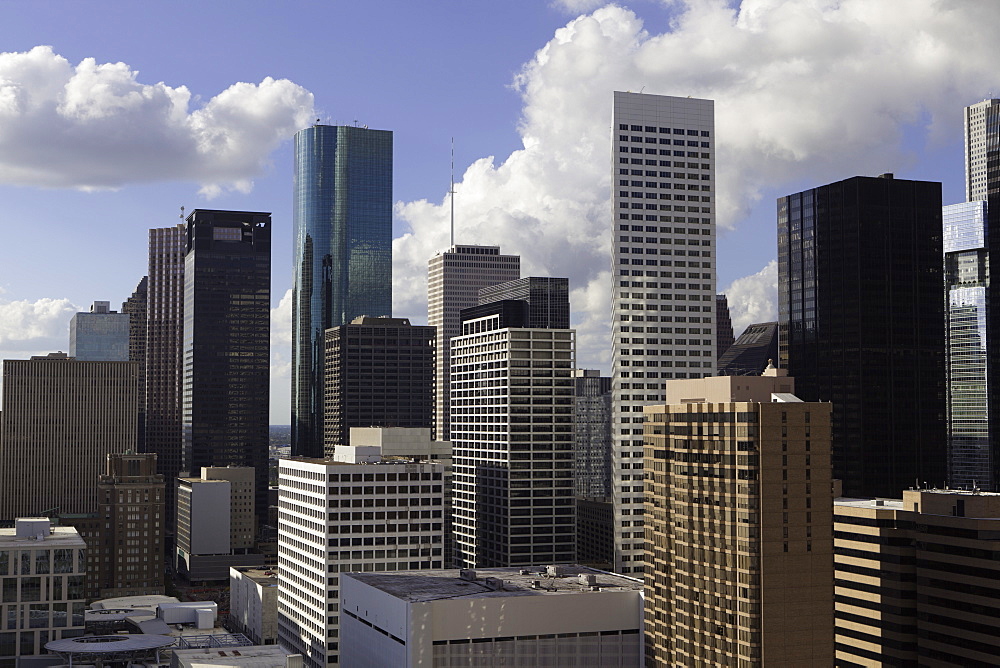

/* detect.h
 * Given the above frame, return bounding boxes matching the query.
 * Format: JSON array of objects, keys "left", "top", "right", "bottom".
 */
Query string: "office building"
[
  {"left": 122, "top": 277, "right": 148, "bottom": 449},
  {"left": 478, "top": 276, "right": 570, "bottom": 329},
  {"left": 778, "top": 174, "right": 946, "bottom": 498},
  {"left": 229, "top": 565, "right": 279, "bottom": 645},
  {"left": 576, "top": 497, "right": 614, "bottom": 570},
  {"left": 835, "top": 489, "right": 1000, "bottom": 665},
  {"left": 0, "top": 519, "right": 87, "bottom": 667},
  {"left": 643, "top": 368, "right": 834, "bottom": 666},
  {"left": 146, "top": 223, "right": 186, "bottom": 529},
  {"left": 717, "top": 321, "right": 779, "bottom": 376},
  {"left": 428, "top": 245, "right": 520, "bottom": 440},
  {"left": 182, "top": 209, "right": 270, "bottom": 525},
  {"left": 964, "top": 98, "right": 999, "bottom": 202},
  {"left": 276, "top": 455, "right": 445, "bottom": 667},
  {"left": 715, "top": 293, "right": 734, "bottom": 358},
  {"left": 451, "top": 304, "right": 576, "bottom": 568},
  {"left": 339, "top": 566, "right": 643, "bottom": 667},
  {"left": 176, "top": 467, "right": 263, "bottom": 581},
  {"left": 611, "top": 91, "right": 717, "bottom": 574},
  {"left": 292, "top": 124, "right": 393, "bottom": 459},
  {"left": 0, "top": 353, "right": 138, "bottom": 521},
  {"left": 69, "top": 301, "right": 130, "bottom": 361},
  {"left": 573, "top": 369, "right": 612, "bottom": 499},
  {"left": 322, "top": 317, "right": 434, "bottom": 454}
]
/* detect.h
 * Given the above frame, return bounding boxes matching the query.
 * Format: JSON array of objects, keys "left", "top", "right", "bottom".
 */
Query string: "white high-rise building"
[
  {"left": 428, "top": 245, "right": 520, "bottom": 441},
  {"left": 964, "top": 98, "right": 999, "bottom": 202},
  {"left": 611, "top": 91, "right": 717, "bottom": 574},
  {"left": 276, "top": 455, "right": 445, "bottom": 668},
  {"left": 451, "top": 306, "right": 577, "bottom": 568}
]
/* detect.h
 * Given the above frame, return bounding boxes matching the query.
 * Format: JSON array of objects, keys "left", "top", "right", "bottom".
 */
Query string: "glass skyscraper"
[{"left": 292, "top": 125, "right": 392, "bottom": 458}]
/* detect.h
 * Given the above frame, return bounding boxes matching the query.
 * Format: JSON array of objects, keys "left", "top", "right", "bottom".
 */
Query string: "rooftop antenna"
[
  {"left": 449, "top": 137, "right": 456, "bottom": 247},
  {"left": 179, "top": 205, "right": 185, "bottom": 221}
]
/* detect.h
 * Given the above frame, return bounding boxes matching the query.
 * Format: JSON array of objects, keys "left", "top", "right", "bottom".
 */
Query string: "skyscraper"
[
  {"left": 573, "top": 369, "right": 612, "bottom": 499},
  {"left": 478, "top": 276, "right": 569, "bottom": 329},
  {"left": 428, "top": 245, "right": 520, "bottom": 440},
  {"left": 0, "top": 353, "right": 138, "bottom": 521},
  {"left": 611, "top": 91, "right": 717, "bottom": 574},
  {"left": 451, "top": 298, "right": 576, "bottom": 568},
  {"left": 145, "top": 223, "right": 186, "bottom": 528},
  {"left": 292, "top": 124, "right": 393, "bottom": 458},
  {"left": 778, "top": 174, "right": 946, "bottom": 498},
  {"left": 69, "top": 301, "right": 129, "bottom": 361},
  {"left": 715, "top": 293, "right": 734, "bottom": 358},
  {"left": 182, "top": 209, "right": 270, "bottom": 525},
  {"left": 643, "top": 368, "right": 834, "bottom": 666},
  {"left": 717, "top": 321, "right": 779, "bottom": 376},
  {"left": 963, "top": 98, "right": 999, "bottom": 202},
  {"left": 122, "top": 277, "right": 148, "bottom": 449}
]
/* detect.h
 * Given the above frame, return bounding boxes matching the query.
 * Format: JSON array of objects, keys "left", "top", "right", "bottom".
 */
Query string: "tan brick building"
[{"left": 643, "top": 366, "right": 833, "bottom": 666}]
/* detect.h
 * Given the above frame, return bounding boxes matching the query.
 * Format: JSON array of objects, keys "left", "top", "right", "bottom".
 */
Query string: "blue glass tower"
[{"left": 292, "top": 125, "right": 393, "bottom": 457}]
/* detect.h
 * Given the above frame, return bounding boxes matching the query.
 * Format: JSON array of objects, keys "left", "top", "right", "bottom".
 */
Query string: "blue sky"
[{"left": 0, "top": 0, "right": 993, "bottom": 422}]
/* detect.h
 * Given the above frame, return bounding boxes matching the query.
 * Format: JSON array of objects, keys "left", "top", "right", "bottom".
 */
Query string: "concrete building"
[
  {"left": 451, "top": 303, "right": 576, "bottom": 568},
  {"left": 611, "top": 90, "right": 717, "bottom": 574},
  {"left": 172, "top": 645, "right": 298, "bottom": 668},
  {"left": 964, "top": 98, "right": 999, "bottom": 202},
  {"left": 229, "top": 566, "right": 279, "bottom": 645},
  {"left": 322, "top": 317, "right": 435, "bottom": 454},
  {"left": 276, "top": 455, "right": 445, "bottom": 667},
  {"left": 146, "top": 223, "right": 187, "bottom": 532},
  {"left": 0, "top": 519, "right": 87, "bottom": 667},
  {"left": 428, "top": 245, "right": 520, "bottom": 441},
  {"left": 0, "top": 353, "right": 138, "bottom": 521},
  {"left": 69, "top": 300, "right": 130, "bottom": 361},
  {"left": 182, "top": 210, "right": 271, "bottom": 525},
  {"left": 292, "top": 124, "right": 393, "bottom": 459},
  {"left": 834, "top": 489, "right": 1000, "bottom": 666},
  {"left": 176, "top": 467, "right": 263, "bottom": 581},
  {"left": 339, "top": 566, "right": 643, "bottom": 667},
  {"left": 643, "top": 368, "right": 834, "bottom": 666}
]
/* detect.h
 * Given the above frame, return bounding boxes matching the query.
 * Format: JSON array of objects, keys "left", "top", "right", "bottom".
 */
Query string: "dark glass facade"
[
  {"left": 292, "top": 125, "right": 393, "bottom": 458},
  {"left": 778, "top": 175, "right": 946, "bottom": 498},
  {"left": 182, "top": 209, "right": 271, "bottom": 525},
  {"left": 477, "top": 277, "right": 570, "bottom": 329},
  {"left": 121, "top": 277, "right": 148, "bottom": 451},
  {"left": 717, "top": 321, "right": 778, "bottom": 376}
]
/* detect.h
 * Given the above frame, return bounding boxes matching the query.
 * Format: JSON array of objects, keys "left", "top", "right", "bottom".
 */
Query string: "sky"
[{"left": 0, "top": 0, "right": 995, "bottom": 423}]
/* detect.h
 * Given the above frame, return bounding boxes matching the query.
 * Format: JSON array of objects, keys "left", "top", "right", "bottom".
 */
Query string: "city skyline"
[{"left": 0, "top": 1, "right": 995, "bottom": 422}]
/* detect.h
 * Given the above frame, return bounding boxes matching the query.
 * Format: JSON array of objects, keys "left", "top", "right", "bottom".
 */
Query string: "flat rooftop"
[
  {"left": 346, "top": 565, "right": 642, "bottom": 602},
  {"left": 0, "top": 526, "right": 86, "bottom": 547},
  {"left": 835, "top": 497, "right": 905, "bottom": 510},
  {"left": 173, "top": 644, "right": 291, "bottom": 667},
  {"left": 232, "top": 565, "right": 279, "bottom": 585}
]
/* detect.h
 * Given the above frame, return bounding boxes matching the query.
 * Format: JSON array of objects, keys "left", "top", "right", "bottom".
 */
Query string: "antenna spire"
[{"left": 449, "top": 137, "right": 456, "bottom": 247}]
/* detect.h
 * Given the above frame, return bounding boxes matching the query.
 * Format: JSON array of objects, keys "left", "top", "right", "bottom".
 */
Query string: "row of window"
[{"left": 618, "top": 124, "right": 710, "bottom": 136}]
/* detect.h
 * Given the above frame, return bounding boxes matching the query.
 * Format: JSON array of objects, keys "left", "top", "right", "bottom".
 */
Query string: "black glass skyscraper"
[
  {"left": 182, "top": 209, "right": 271, "bottom": 524},
  {"left": 778, "top": 175, "right": 946, "bottom": 498},
  {"left": 292, "top": 125, "right": 392, "bottom": 457},
  {"left": 477, "top": 277, "right": 570, "bottom": 329}
]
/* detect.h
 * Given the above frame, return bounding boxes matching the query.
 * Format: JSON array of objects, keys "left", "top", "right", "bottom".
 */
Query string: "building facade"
[
  {"left": 717, "top": 321, "right": 779, "bottom": 376},
  {"left": 478, "top": 276, "right": 570, "bottom": 329},
  {"left": 451, "top": 307, "right": 576, "bottom": 568},
  {"left": 145, "top": 223, "right": 186, "bottom": 530},
  {"left": 292, "top": 124, "right": 393, "bottom": 459},
  {"left": 611, "top": 91, "right": 717, "bottom": 574},
  {"left": 643, "top": 369, "right": 834, "bottom": 666},
  {"left": 276, "top": 456, "right": 445, "bottom": 667},
  {"left": 182, "top": 210, "right": 270, "bottom": 525},
  {"left": 339, "top": 566, "right": 643, "bottom": 668},
  {"left": 778, "top": 174, "right": 946, "bottom": 498},
  {"left": 229, "top": 565, "right": 279, "bottom": 645},
  {"left": 0, "top": 354, "right": 138, "bottom": 521},
  {"left": 428, "top": 245, "right": 520, "bottom": 441},
  {"left": 0, "top": 519, "right": 87, "bottom": 668},
  {"left": 573, "top": 369, "right": 612, "bottom": 499},
  {"left": 715, "top": 293, "right": 734, "bottom": 359},
  {"left": 834, "top": 489, "right": 1000, "bottom": 665},
  {"left": 322, "top": 317, "right": 435, "bottom": 454},
  {"left": 69, "top": 301, "right": 130, "bottom": 361},
  {"left": 963, "top": 98, "right": 999, "bottom": 202},
  {"left": 121, "top": 277, "right": 148, "bottom": 450}
]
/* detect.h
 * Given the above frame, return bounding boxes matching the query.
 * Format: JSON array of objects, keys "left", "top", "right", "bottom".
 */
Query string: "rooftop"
[
  {"left": 346, "top": 565, "right": 642, "bottom": 602},
  {"left": 0, "top": 525, "right": 85, "bottom": 547},
  {"left": 232, "top": 565, "right": 279, "bottom": 585},
  {"left": 172, "top": 644, "right": 293, "bottom": 668},
  {"left": 835, "top": 497, "right": 905, "bottom": 510}
]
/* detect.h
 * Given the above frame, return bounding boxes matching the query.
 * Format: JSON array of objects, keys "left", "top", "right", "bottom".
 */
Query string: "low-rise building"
[
  {"left": 229, "top": 566, "right": 278, "bottom": 645},
  {"left": 339, "top": 565, "right": 643, "bottom": 667}
]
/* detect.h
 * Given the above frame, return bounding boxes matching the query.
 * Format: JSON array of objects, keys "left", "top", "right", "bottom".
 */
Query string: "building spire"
[{"left": 449, "top": 137, "right": 456, "bottom": 247}]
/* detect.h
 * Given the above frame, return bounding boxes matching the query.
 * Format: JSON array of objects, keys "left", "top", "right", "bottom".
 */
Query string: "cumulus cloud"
[
  {"left": 0, "top": 297, "right": 78, "bottom": 352},
  {"left": 0, "top": 46, "right": 314, "bottom": 195},
  {"left": 270, "top": 288, "right": 293, "bottom": 423},
  {"left": 392, "top": 1, "right": 1000, "bottom": 369},
  {"left": 721, "top": 260, "right": 777, "bottom": 336},
  {"left": 551, "top": 0, "right": 608, "bottom": 13}
]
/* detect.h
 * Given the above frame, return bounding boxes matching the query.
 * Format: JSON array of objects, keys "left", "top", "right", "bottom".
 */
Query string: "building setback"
[
  {"left": 643, "top": 368, "right": 834, "bottom": 666},
  {"left": 834, "top": 489, "right": 1000, "bottom": 665},
  {"left": 428, "top": 245, "right": 520, "bottom": 441},
  {"left": 182, "top": 209, "right": 270, "bottom": 525},
  {"left": 778, "top": 174, "right": 946, "bottom": 498},
  {"left": 478, "top": 276, "right": 570, "bottom": 329},
  {"left": 292, "top": 124, "right": 393, "bottom": 459},
  {"left": 0, "top": 353, "right": 138, "bottom": 521},
  {"left": 611, "top": 90, "right": 718, "bottom": 575},
  {"left": 322, "top": 317, "right": 435, "bottom": 454}
]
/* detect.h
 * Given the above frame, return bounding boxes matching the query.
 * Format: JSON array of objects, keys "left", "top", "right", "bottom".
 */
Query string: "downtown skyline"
[{"left": 0, "top": 1, "right": 995, "bottom": 422}]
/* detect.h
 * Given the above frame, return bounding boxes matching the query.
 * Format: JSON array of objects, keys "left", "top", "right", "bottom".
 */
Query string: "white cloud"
[
  {"left": 0, "top": 297, "right": 78, "bottom": 352},
  {"left": 392, "top": 2, "right": 1000, "bottom": 369},
  {"left": 270, "top": 288, "right": 293, "bottom": 424},
  {"left": 551, "top": 0, "right": 609, "bottom": 13},
  {"left": 721, "top": 260, "right": 777, "bottom": 337},
  {"left": 0, "top": 46, "right": 314, "bottom": 195}
]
